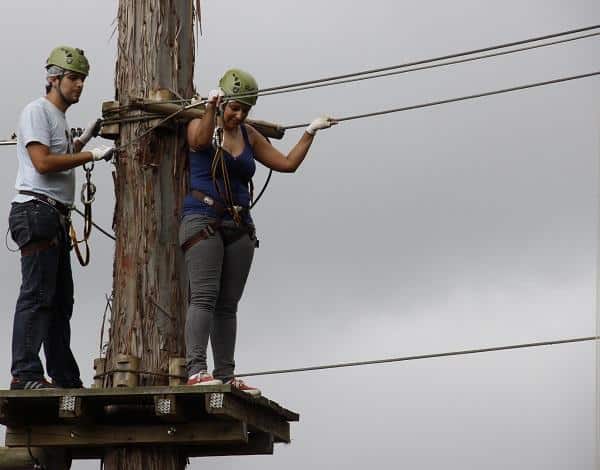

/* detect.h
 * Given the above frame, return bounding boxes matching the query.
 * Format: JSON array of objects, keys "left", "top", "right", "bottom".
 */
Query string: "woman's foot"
[
  {"left": 226, "top": 378, "right": 261, "bottom": 397},
  {"left": 187, "top": 372, "right": 223, "bottom": 386}
]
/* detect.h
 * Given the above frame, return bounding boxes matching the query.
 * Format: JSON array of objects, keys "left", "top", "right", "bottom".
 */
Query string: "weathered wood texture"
[
  {"left": 105, "top": 1, "right": 197, "bottom": 469},
  {"left": 0, "top": 385, "right": 299, "bottom": 427},
  {"left": 0, "top": 387, "right": 298, "bottom": 462},
  {"left": 6, "top": 422, "right": 247, "bottom": 447}
]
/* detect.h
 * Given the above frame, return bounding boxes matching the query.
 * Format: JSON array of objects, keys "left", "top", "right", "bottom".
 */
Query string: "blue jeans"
[{"left": 9, "top": 200, "right": 82, "bottom": 387}]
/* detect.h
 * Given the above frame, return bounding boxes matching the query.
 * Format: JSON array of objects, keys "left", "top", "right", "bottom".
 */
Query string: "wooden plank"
[
  {"left": 5, "top": 421, "right": 247, "bottom": 448},
  {"left": 231, "top": 390, "right": 300, "bottom": 422},
  {"left": 0, "top": 385, "right": 298, "bottom": 419},
  {"left": 68, "top": 433, "right": 273, "bottom": 460},
  {"left": 0, "top": 384, "right": 227, "bottom": 399},
  {"left": 205, "top": 393, "right": 290, "bottom": 443},
  {"left": 134, "top": 101, "right": 286, "bottom": 140},
  {"left": 186, "top": 432, "right": 274, "bottom": 457}
]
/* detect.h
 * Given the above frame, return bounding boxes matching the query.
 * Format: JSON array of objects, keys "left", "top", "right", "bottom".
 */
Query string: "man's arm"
[{"left": 27, "top": 142, "right": 93, "bottom": 174}]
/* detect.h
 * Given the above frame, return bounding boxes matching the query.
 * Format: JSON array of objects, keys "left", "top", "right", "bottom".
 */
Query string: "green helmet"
[
  {"left": 219, "top": 68, "right": 258, "bottom": 107},
  {"left": 46, "top": 46, "right": 90, "bottom": 76}
]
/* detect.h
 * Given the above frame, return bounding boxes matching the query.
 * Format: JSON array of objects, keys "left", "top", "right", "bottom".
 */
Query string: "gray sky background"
[{"left": 1, "top": 1, "right": 599, "bottom": 469}]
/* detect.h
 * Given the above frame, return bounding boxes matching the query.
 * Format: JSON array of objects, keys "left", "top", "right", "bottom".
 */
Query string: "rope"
[
  {"left": 250, "top": 169, "right": 272, "bottom": 209},
  {"left": 236, "top": 336, "right": 599, "bottom": 378},
  {"left": 69, "top": 163, "right": 97, "bottom": 266},
  {"left": 72, "top": 206, "right": 116, "bottom": 241},
  {"left": 283, "top": 70, "right": 600, "bottom": 130}
]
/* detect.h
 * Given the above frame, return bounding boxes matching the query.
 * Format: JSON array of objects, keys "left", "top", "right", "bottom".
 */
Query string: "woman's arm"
[
  {"left": 187, "top": 103, "right": 218, "bottom": 150},
  {"left": 249, "top": 125, "right": 314, "bottom": 173},
  {"left": 249, "top": 117, "right": 336, "bottom": 173}
]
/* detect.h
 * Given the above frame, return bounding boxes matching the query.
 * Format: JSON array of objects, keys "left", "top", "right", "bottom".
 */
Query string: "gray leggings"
[{"left": 179, "top": 214, "right": 255, "bottom": 381}]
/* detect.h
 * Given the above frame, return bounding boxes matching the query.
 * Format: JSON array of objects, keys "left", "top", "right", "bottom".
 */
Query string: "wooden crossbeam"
[
  {"left": 205, "top": 392, "right": 290, "bottom": 443},
  {"left": 5, "top": 421, "right": 247, "bottom": 448},
  {"left": 67, "top": 433, "right": 274, "bottom": 460}
]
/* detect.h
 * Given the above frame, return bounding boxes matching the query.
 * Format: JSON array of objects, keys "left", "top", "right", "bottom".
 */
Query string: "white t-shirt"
[{"left": 12, "top": 97, "right": 75, "bottom": 206}]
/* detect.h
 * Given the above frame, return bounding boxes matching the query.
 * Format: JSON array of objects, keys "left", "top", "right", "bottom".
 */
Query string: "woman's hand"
[
  {"left": 306, "top": 116, "right": 337, "bottom": 136},
  {"left": 207, "top": 88, "right": 224, "bottom": 107}
]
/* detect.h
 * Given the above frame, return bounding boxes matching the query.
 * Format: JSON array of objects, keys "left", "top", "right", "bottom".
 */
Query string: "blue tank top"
[{"left": 183, "top": 125, "right": 256, "bottom": 221}]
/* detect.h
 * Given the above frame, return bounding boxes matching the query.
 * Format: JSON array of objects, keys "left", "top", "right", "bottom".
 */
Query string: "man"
[{"left": 8, "top": 46, "right": 113, "bottom": 390}]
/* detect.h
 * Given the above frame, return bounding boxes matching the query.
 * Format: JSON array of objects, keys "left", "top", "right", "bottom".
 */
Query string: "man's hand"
[
  {"left": 74, "top": 118, "right": 103, "bottom": 148},
  {"left": 90, "top": 145, "right": 115, "bottom": 162}
]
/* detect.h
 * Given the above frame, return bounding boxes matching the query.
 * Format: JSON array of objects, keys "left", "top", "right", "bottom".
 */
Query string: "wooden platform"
[{"left": 0, "top": 385, "right": 298, "bottom": 460}]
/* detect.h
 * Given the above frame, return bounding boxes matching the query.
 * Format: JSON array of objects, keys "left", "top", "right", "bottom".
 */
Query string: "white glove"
[
  {"left": 74, "top": 118, "right": 102, "bottom": 147},
  {"left": 90, "top": 145, "right": 115, "bottom": 162},
  {"left": 306, "top": 116, "right": 337, "bottom": 136},
  {"left": 207, "top": 88, "right": 224, "bottom": 105},
  {"left": 189, "top": 95, "right": 203, "bottom": 108}
]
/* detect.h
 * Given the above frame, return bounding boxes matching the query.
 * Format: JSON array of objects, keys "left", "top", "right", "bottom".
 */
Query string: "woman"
[{"left": 180, "top": 68, "right": 335, "bottom": 396}]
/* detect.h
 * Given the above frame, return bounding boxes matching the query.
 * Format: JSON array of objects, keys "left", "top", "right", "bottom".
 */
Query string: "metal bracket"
[{"left": 209, "top": 393, "right": 225, "bottom": 409}]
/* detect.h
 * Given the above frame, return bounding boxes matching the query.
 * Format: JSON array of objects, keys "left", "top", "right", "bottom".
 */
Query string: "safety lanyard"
[{"left": 70, "top": 161, "right": 96, "bottom": 266}]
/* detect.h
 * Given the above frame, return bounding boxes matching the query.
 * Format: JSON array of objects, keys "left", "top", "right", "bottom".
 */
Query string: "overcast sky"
[{"left": 0, "top": 1, "right": 599, "bottom": 469}]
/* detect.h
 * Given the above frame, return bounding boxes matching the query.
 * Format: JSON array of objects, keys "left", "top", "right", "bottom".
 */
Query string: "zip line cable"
[
  {"left": 1, "top": 26, "right": 598, "bottom": 146},
  {"left": 283, "top": 70, "right": 600, "bottom": 130},
  {"left": 236, "top": 335, "right": 598, "bottom": 378},
  {"left": 254, "top": 31, "right": 600, "bottom": 99},
  {"left": 94, "top": 335, "right": 599, "bottom": 382},
  {"left": 114, "top": 27, "right": 600, "bottom": 104},
  {"left": 256, "top": 23, "right": 600, "bottom": 94},
  {"left": 137, "top": 26, "right": 600, "bottom": 104}
]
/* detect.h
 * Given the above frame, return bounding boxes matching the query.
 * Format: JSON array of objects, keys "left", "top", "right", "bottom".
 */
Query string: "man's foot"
[
  {"left": 10, "top": 377, "right": 57, "bottom": 390},
  {"left": 226, "top": 378, "right": 261, "bottom": 397},
  {"left": 187, "top": 372, "right": 223, "bottom": 386}
]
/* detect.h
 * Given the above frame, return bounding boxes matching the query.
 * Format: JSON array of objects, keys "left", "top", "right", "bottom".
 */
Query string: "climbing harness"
[
  {"left": 181, "top": 189, "right": 256, "bottom": 253},
  {"left": 209, "top": 110, "right": 249, "bottom": 226},
  {"left": 182, "top": 114, "right": 257, "bottom": 254},
  {"left": 69, "top": 160, "right": 96, "bottom": 266}
]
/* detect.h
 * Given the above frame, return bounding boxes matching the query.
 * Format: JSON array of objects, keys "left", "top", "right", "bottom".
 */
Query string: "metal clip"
[
  {"left": 212, "top": 126, "right": 224, "bottom": 150},
  {"left": 80, "top": 182, "right": 96, "bottom": 205}
]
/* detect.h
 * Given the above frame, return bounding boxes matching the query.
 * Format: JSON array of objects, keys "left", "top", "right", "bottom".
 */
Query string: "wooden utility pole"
[{"left": 103, "top": 1, "right": 196, "bottom": 469}]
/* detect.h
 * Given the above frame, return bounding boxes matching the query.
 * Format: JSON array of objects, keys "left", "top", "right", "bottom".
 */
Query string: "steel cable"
[
  {"left": 257, "top": 23, "right": 600, "bottom": 94},
  {"left": 72, "top": 206, "right": 115, "bottom": 241},
  {"left": 253, "top": 31, "right": 600, "bottom": 99},
  {"left": 236, "top": 335, "right": 598, "bottom": 378},
  {"left": 283, "top": 70, "right": 600, "bottom": 130}
]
